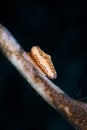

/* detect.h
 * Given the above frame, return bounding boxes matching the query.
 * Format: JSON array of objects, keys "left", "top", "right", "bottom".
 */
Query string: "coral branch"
[{"left": 0, "top": 23, "right": 87, "bottom": 130}]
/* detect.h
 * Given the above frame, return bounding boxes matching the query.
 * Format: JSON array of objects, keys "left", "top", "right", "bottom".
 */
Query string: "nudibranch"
[{"left": 27, "top": 46, "right": 57, "bottom": 79}]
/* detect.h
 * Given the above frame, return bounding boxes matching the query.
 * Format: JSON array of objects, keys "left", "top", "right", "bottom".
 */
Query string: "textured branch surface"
[{"left": 0, "top": 23, "right": 87, "bottom": 130}]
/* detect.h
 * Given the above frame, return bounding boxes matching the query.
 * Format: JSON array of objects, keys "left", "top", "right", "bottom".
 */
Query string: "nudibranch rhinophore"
[{"left": 27, "top": 46, "right": 57, "bottom": 79}]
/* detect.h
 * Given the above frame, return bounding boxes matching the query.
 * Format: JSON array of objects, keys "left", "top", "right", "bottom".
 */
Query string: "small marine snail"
[{"left": 26, "top": 46, "right": 57, "bottom": 79}]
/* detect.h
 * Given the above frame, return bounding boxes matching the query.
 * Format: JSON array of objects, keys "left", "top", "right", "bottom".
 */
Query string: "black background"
[{"left": 0, "top": 1, "right": 87, "bottom": 130}]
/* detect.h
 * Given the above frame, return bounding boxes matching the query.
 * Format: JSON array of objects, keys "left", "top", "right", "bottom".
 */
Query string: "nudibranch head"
[{"left": 27, "top": 46, "right": 57, "bottom": 79}]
